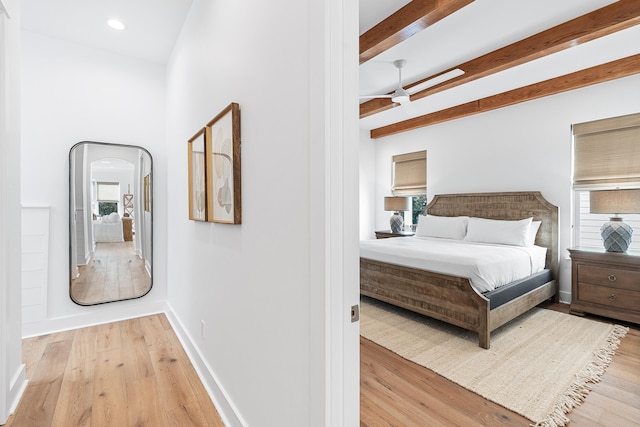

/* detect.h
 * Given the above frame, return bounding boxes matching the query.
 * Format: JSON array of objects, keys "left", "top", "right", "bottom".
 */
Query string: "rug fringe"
[{"left": 532, "top": 324, "right": 629, "bottom": 427}]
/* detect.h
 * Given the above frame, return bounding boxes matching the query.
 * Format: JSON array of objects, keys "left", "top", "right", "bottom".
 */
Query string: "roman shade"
[
  {"left": 392, "top": 150, "right": 426, "bottom": 196},
  {"left": 572, "top": 112, "right": 640, "bottom": 189},
  {"left": 97, "top": 182, "right": 120, "bottom": 201}
]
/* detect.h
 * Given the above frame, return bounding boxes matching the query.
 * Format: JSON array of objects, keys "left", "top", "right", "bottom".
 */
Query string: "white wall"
[
  {"left": 164, "top": 0, "right": 359, "bottom": 425},
  {"left": 359, "top": 128, "right": 376, "bottom": 240},
  {"left": 361, "top": 74, "right": 640, "bottom": 302},
  {"left": 20, "top": 31, "right": 169, "bottom": 335}
]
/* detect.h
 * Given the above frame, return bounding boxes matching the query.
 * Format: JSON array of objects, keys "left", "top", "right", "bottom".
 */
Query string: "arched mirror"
[{"left": 69, "top": 141, "right": 152, "bottom": 305}]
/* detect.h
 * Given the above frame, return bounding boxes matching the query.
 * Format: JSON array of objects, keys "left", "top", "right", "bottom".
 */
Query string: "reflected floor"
[{"left": 72, "top": 241, "right": 150, "bottom": 305}]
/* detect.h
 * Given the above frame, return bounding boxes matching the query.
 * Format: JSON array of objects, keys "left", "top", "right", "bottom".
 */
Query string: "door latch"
[{"left": 351, "top": 304, "right": 360, "bottom": 323}]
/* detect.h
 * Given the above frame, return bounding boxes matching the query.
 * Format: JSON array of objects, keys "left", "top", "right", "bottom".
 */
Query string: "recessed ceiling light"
[{"left": 107, "top": 19, "right": 126, "bottom": 31}]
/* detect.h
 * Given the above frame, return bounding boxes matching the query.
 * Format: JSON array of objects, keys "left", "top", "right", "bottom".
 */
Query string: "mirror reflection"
[{"left": 69, "top": 141, "right": 152, "bottom": 305}]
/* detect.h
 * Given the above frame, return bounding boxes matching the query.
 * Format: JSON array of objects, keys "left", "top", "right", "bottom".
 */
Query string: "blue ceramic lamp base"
[
  {"left": 601, "top": 217, "right": 633, "bottom": 252},
  {"left": 390, "top": 212, "right": 403, "bottom": 234}
]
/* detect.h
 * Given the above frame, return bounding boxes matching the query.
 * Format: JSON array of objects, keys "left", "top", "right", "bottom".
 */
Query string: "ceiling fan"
[
  {"left": 360, "top": 59, "right": 412, "bottom": 107},
  {"left": 360, "top": 59, "right": 465, "bottom": 111}
]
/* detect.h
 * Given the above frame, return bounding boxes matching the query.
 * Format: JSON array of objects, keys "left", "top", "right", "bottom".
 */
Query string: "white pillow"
[
  {"left": 464, "top": 217, "right": 533, "bottom": 246},
  {"left": 106, "top": 212, "right": 120, "bottom": 223},
  {"left": 415, "top": 215, "right": 469, "bottom": 240},
  {"left": 527, "top": 220, "right": 542, "bottom": 246}
]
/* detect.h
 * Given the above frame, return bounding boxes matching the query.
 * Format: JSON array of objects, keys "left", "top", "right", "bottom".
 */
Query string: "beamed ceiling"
[{"left": 359, "top": 0, "right": 640, "bottom": 138}]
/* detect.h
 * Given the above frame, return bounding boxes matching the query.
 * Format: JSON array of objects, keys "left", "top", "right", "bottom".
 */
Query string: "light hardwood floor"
[
  {"left": 361, "top": 301, "right": 640, "bottom": 427},
  {"left": 72, "top": 242, "right": 151, "bottom": 305},
  {"left": 4, "top": 314, "right": 224, "bottom": 427},
  {"left": 5, "top": 304, "right": 637, "bottom": 426}
]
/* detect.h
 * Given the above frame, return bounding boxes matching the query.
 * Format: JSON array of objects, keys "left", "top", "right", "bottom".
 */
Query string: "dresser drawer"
[
  {"left": 577, "top": 283, "right": 640, "bottom": 312},
  {"left": 577, "top": 264, "right": 640, "bottom": 290}
]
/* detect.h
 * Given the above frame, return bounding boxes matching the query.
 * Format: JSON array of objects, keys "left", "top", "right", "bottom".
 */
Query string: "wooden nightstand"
[
  {"left": 375, "top": 230, "right": 415, "bottom": 239},
  {"left": 568, "top": 247, "right": 640, "bottom": 324}
]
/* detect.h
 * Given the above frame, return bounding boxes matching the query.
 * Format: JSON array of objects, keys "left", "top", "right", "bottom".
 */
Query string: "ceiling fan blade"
[
  {"left": 359, "top": 94, "right": 393, "bottom": 100},
  {"left": 407, "top": 68, "right": 465, "bottom": 95},
  {"left": 360, "top": 59, "right": 415, "bottom": 103}
]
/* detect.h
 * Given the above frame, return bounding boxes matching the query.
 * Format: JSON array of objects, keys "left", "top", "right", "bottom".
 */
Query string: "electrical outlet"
[{"left": 201, "top": 320, "right": 206, "bottom": 339}]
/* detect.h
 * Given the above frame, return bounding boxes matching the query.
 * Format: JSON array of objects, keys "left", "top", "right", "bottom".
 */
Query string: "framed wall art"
[
  {"left": 206, "top": 103, "right": 241, "bottom": 224},
  {"left": 187, "top": 127, "right": 207, "bottom": 221},
  {"left": 143, "top": 174, "right": 151, "bottom": 213}
]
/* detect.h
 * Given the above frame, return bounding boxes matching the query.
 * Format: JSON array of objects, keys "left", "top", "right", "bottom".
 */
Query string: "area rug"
[{"left": 360, "top": 297, "right": 629, "bottom": 427}]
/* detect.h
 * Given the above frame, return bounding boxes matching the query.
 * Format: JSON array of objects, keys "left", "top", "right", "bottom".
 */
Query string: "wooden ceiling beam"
[
  {"left": 359, "top": 0, "right": 474, "bottom": 65},
  {"left": 361, "top": 0, "right": 640, "bottom": 118},
  {"left": 370, "top": 54, "right": 640, "bottom": 139}
]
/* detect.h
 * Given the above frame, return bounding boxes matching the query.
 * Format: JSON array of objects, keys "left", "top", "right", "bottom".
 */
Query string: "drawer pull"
[
  {"left": 608, "top": 293, "right": 616, "bottom": 301},
  {"left": 607, "top": 274, "right": 617, "bottom": 282}
]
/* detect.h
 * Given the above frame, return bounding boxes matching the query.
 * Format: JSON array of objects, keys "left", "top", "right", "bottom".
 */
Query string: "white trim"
[
  {"left": 0, "top": 6, "right": 26, "bottom": 423},
  {"left": 558, "top": 290, "right": 572, "bottom": 304},
  {"left": 20, "top": 203, "right": 50, "bottom": 209},
  {"left": 308, "top": 0, "right": 359, "bottom": 425},
  {"left": 8, "top": 365, "right": 26, "bottom": 414},
  {"left": 21, "top": 300, "right": 169, "bottom": 338},
  {"left": 164, "top": 304, "right": 245, "bottom": 427},
  {"left": 307, "top": 1, "right": 329, "bottom": 424}
]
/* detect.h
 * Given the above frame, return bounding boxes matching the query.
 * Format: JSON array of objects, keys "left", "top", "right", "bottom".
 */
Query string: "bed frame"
[{"left": 360, "top": 191, "right": 559, "bottom": 349}]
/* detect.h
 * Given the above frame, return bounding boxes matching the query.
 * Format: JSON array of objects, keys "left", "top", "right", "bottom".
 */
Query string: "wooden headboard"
[{"left": 426, "top": 191, "right": 559, "bottom": 281}]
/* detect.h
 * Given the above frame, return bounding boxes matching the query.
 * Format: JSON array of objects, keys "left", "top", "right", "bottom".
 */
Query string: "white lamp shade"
[
  {"left": 590, "top": 189, "right": 640, "bottom": 214},
  {"left": 384, "top": 196, "right": 411, "bottom": 212}
]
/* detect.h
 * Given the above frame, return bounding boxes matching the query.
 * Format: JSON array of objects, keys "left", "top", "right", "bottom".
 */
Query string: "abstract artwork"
[
  {"left": 188, "top": 127, "right": 207, "bottom": 221},
  {"left": 206, "top": 103, "right": 241, "bottom": 224}
]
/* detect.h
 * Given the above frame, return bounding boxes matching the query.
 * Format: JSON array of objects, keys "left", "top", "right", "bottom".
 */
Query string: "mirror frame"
[{"left": 69, "top": 140, "right": 153, "bottom": 305}]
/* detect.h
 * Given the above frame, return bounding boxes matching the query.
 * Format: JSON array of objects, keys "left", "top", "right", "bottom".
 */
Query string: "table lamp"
[
  {"left": 384, "top": 196, "right": 411, "bottom": 234},
  {"left": 590, "top": 189, "right": 640, "bottom": 252}
]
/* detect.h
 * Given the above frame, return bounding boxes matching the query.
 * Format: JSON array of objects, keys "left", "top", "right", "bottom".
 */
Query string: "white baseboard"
[
  {"left": 7, "top": 363, "right": 27, "bottom": 420},
  {"left": 164, "top": 304, "right": 245, "bottom": 427},
  {"left": 22, "top": 299, "right": 169, "bottom": 338},
  {"left": 558, "top": 290, "right": 571, "bottom": 305}
]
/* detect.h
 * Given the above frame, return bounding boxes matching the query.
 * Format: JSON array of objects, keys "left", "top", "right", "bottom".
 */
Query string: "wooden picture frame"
[
  {"left": 206, "top": 103, "right": 241, "bottom": 224},
  {"left": 187, "top": 128, "right": 207, "bottom": 221},
  {"left": 143, "top": 174, "right": 151, "bottom": 212}
]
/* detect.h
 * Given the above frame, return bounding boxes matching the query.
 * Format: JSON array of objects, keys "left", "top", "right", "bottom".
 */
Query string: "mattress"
[{"left": 359, "top": 236, "right": 547, "bottom": 293}]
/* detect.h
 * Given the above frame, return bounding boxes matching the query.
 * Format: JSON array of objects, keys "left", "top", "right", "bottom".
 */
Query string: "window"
[
  {"left": 411, "top": 195, "right": 427, "bottom": 225},
  {"left": 392, "top": 151, "right": 427, "bottom": 227},
  {"left": 392, "top": 150, "right": 426, "bottom": 196},
  {"left": 572, "top": 113, "right": 640, "bottom": 249},
  {"left": 97, "top": 182, "right": 120, "bottom": 217},
  {"left": 98, "top": 201, "right": 118, "bottom": 216}
]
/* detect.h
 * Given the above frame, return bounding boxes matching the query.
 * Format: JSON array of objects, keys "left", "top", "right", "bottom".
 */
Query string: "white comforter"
[
  {"left": 360, "top": 236, "right": 547, "bottom": 293},
  {"left": 93, "top": 220, "right": 124, "bottom": 243}
]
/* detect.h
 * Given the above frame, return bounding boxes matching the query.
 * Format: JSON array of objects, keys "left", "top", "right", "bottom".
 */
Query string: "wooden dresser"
[
  {"left": 122, "top": 217, "right": 133, "bottom": 241},
  {"left": 569, "top": 247, "right": 640, "bottom": 324}
]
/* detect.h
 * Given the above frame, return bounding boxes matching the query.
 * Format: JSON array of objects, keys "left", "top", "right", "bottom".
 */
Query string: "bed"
[
  {"left": 93, "top": 213, "right": 125, "bottom": 243},
  {"left": 360, "top": 191, "right": 559, "bottom": 349}
]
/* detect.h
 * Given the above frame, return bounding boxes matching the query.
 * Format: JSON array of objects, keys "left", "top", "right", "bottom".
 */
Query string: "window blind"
[
  {"left": 572, "top": 112, "right": 640, "bottom": 189},
  {"left": 97, "top": 182, "right": 120, "bottom": 201},
  {"left": 392, "top": 150, "right": 426, "bottom": 196}
]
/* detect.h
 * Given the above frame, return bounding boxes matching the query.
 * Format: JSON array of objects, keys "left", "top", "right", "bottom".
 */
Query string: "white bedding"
[
  {"left": 93, "top": 220, "right": 124, "bottom": 243},
  {"left": 360, "top": 236, "right": 547, "bottom": 293}
]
